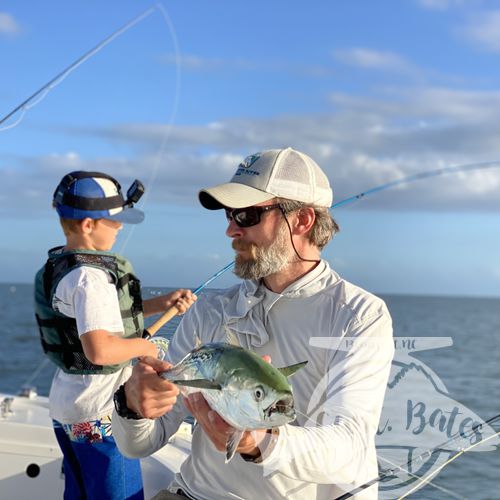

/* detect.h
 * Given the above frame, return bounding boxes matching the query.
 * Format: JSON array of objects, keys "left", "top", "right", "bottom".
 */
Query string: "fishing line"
[
  {"left": 191, "top": 159, "right": 500, "bottom": 295},
  {"left": 117, "top": 2, "right": 182, "bottom": 255},
  {"left": 377, "top": 454, "right": 466, "bottom": 500},
  {"left": 0, "top": 3, "right": 183, "bottom": 258},
  {"left": 20, "top": 357, "right": 50, "bottom": 389},
  {"left": 0, "top": 5, "right": 158, "bottom": 131},
  {"left": 397, "top": 430, "right": 500, "bottom": 499}
]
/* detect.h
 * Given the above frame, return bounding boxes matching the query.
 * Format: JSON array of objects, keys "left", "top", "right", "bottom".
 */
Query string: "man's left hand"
[{"left": 184, "top": 392, "right": 267, "bottom": 458}]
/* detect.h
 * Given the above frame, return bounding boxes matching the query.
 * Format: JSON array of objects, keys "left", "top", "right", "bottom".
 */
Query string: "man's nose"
[{"left": 226, "top": 218, "right": 243, "bottom": 238}]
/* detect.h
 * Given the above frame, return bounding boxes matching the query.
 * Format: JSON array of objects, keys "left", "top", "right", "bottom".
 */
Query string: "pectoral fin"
[
  {"left": 225, "top": 429, "right": 244, "bottom": 463},
  {"left": 278, "top": 360, "right": 308, "bottom": 378},
  {"left": 173, "top": 379, "right": 222, "bottom": 390}
]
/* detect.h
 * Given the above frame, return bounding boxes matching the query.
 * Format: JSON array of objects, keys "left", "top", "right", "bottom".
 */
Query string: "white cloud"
[
  {"left": 0, "top": 12, "right": 20, "bottom": 36},
  {"left": 330, "top": 86, "right": 500, "bottom": 123},
  {"left": 334, "top": 48, "right": 410, "bottom": 71},
  {"left": 461, "top": 10, "right": 500, "bottom": 52},
  {"left": 416, "top": 0, "right": 466, "bottom": 10},
  {"left": 159, "top": 52, "right": 333, "bottom": 78},
  {"left": 333, "top": 48, "right": 422, "bottom": 80},
  {"left": 159, "top": 53, "right": 225, "bottom": 71}
]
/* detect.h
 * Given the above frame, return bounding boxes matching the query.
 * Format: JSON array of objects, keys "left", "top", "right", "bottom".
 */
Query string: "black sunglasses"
[{"left": 225, "top": 203, "right": 283, "bottom": 228}]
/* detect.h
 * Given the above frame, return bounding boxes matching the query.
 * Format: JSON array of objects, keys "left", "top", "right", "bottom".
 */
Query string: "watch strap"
[{"left": 113, "top": 384, "right": 142, "bottom": 420}]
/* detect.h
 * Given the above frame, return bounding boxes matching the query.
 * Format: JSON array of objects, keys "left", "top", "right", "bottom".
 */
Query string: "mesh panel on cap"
[
  {"left": 271, "top": 150, "right": 312, "bottom": 199},
  {"left": 268, "top": 149, "right": 332, "bottom": 205},
  {"left": 275, "top": 150, "right": 311, "bottom": 183}
]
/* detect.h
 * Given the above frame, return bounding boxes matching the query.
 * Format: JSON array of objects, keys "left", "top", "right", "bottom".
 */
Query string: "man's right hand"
[{"left": 124, "top": 356, "right": 180, "bottom": 419}]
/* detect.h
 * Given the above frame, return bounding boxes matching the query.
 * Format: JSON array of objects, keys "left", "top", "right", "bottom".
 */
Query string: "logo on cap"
[{"left": 235, "top": 153, "right": 261, "bottom": 177}]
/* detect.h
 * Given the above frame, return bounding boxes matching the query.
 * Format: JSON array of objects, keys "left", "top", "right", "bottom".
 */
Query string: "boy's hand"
[
  {"left": 167, "top": 289, "right": 197, "bottom": 314},
  {"left": 142, "top": 289, "right": 197, "bottom": 318}
]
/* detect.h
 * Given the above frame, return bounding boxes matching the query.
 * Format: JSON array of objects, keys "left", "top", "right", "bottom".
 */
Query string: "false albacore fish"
[{"left": 160, "top": 342, "right": 307, "bottom": 462}]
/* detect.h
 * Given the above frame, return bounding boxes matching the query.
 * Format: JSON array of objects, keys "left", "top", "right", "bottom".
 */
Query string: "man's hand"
[
  {"left": 124, "top": 356, "right": 180, "bottom": 419},
  {"left": 184, "top": 392, "right": 268, "bottom": 458}
]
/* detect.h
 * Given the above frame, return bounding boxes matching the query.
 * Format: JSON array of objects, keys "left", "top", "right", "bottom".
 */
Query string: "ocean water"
[{"left": 1, "top": 284, "right": 499, "bottom": 499}]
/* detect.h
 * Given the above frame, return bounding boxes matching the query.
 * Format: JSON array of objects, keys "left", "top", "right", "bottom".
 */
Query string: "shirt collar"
[{"left": 221, "top": 260, "right": 336, "bottom": 347}]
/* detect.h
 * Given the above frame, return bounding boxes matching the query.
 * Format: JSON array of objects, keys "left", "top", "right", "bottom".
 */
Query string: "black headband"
[{"left": 53, "top": 171, "right": 125, "bottom": 211}]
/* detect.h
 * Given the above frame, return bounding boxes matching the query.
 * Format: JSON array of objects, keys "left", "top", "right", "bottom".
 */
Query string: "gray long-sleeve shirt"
[{"left": 113, "top": 261, "right": 394, "bottom": 499}]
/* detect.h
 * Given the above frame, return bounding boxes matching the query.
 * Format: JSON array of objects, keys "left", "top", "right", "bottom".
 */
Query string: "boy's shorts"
[{"left": 53, "top": 417, "right": 144, "bottom": 500}]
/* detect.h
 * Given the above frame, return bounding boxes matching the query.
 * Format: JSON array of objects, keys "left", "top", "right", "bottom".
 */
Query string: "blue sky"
[{"left": 1, "top": 0, "right": 500, "bottom": 297}]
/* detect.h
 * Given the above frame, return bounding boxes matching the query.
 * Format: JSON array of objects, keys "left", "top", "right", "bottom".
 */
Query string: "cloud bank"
[
  {"left": 0, "top": 12, "right": 20, "bottom": 36},
  {"left": 4, "top": 81, "right": 500, "bottom": 218}
]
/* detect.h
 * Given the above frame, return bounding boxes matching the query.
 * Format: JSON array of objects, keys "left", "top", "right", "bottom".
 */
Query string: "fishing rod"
[
  {"left": 149, "top": 158, "right": 500, "bottom": 331},
  {"left": 333, "top": 412, "right": 500, "bottom": 500},
  {"left": 145, "top": 159, "right": 500, "bottom": 333},
  {"left": 0, "top": 5, "right": 158, "bottom": 130},
  {"left": 331, "top": 160, "right": 500, "bottom": 208},
  {"left": 142, "top": 261, "right": 235, "bottom": 339}
]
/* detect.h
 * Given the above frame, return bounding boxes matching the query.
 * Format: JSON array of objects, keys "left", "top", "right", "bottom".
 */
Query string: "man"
[{"left": 113, "top": 147, "right": 394, "bottom": 499}]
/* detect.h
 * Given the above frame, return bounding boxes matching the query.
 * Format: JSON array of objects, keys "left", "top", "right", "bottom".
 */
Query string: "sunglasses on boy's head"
[{"left": 224, "top": 203, "right": 283, "bottom": 228}]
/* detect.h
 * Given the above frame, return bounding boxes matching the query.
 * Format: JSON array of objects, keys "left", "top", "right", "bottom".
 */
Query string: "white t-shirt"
[{"left": 49, "top": 266, "right": 132, "bottom": 424}]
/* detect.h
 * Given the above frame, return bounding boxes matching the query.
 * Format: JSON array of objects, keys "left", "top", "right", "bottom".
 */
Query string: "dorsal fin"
[
  {"left": 223, "top": 325, "right": 240, "bottom": 347},
  {"left": 278, "top": 360, "right": 308, "bottom": 378},
  {"left": 194, "top": 330, "right": 202, "bottom": 349}
]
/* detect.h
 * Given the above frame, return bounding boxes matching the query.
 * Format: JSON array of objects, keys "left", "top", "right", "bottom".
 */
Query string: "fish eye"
[{"left": 254, "top": 386, "right": 265, "bottom": 402}]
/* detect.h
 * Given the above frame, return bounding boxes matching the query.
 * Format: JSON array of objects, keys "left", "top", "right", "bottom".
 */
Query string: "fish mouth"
[{"left": 265, "top": 395, "right": 295, "bottom": 419}]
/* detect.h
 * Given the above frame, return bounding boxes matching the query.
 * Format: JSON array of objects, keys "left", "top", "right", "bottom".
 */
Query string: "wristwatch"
[
  {"left": 113, "top": 384, "right": 142, "bottom": 420},
  {"left": 240, "top": 427, "right": 280, "bottom": 463}
]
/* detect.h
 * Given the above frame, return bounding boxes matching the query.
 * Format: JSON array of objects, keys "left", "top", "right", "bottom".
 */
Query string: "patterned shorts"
[{"left": 55, "top": 415, "right": 113, "bottom": 444}]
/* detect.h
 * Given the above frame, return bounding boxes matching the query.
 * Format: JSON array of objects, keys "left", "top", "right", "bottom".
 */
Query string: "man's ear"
[{"left": 293, "top": 207, "right": 315, "bottom": 235}]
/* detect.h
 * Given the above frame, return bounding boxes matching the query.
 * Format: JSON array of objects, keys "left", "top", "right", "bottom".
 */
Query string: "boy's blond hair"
[
  {"left": 58, "top": 218, "right": 84, "bottom": 237},
  {"left": 59, "top": 217, "right": 102, "bottom": 237}
]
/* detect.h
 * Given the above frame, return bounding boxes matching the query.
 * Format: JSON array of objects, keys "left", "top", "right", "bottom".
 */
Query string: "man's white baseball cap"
[{"left": 199, "top": 147, "right": 333, "bottom": 210}]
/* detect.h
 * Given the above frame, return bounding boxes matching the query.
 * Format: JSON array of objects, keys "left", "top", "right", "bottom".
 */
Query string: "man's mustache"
[{"left": 232, "top": 239, "right": 255, "bottom": 252}]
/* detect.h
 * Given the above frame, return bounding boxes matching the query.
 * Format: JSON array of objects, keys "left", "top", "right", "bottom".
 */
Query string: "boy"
[{"left": 34, "top": 171, "right": 195, "bottom": 500}]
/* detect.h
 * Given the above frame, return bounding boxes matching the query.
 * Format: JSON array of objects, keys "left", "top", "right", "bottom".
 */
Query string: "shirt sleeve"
[
  {"left": 52, "top": 266, "right": 124, "bottom": 335},
  {"left": 256, "top": 309, "right": 394, "bottom": 486},
  {"left": 113, "top": 305, "right": 199, "bottom": 457},
  {"left": 113, "top": 400, "right": 189, "bottom": 458}
]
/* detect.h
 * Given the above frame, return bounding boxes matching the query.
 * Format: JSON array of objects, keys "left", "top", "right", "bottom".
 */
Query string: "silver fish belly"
[{"left": 160, "top": 342, "right": 307, "bottom": 462}]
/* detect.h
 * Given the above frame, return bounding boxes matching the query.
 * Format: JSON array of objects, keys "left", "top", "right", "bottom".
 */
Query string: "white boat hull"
[{"left": 0, "top": 391, "right": 192, "bottom": 499}]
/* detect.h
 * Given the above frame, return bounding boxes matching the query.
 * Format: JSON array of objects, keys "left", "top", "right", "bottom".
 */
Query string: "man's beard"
[{"left": 233, "top": 222, "right": 294, "bottom": 280}]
